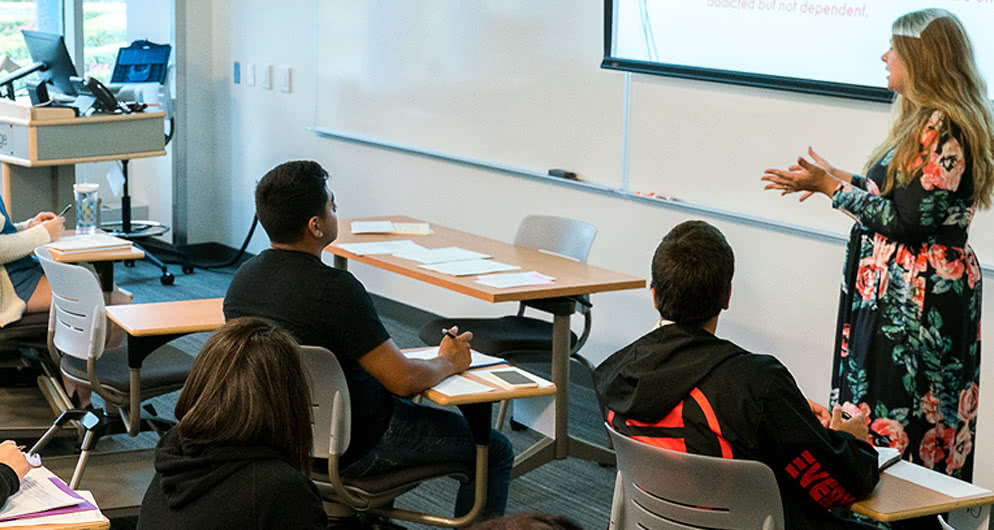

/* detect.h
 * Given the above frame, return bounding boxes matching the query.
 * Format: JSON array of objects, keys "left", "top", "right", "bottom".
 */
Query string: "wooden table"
[
  {"left": 106, "top": 298, "right": 224, "bottom": 368},
  {"left": 47, "top": 241, "right": 144, "bottom": 293},
  {"left": 851, "top": 466, "right": 994, "bottom": 528},
  {"left": 329, "top": 216, "right": 645, "bottom": 477}
]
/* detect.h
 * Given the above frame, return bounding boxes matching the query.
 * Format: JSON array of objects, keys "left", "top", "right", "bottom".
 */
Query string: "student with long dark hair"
[{"left": 138, "top": 317, "right": 326, "bottom": 530}]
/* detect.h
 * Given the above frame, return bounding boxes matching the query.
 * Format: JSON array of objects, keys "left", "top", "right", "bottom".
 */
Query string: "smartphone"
[{"left": 485, "top": 368, "right": 539, "bottom": 389}]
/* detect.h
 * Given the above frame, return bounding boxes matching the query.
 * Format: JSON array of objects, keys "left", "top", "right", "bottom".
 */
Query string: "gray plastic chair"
[
  {"left": 300, "top": 345, "right": 488, "bottom": 528},
  {"left": 606, "top": 422, "right": 785, "bottom": 530},
  {"left": 418, "top": 215, "right": 598, "bottom": 428}
]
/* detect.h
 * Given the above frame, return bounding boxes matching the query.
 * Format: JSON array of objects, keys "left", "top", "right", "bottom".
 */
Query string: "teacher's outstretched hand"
[{"left": 762, "top": 147, "right": 852, "bottom": 201}]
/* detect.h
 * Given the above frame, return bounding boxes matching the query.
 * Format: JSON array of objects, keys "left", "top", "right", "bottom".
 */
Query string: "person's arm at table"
[
  {"left": 0, "top": 441, "right": 30, "bottom": 505},
  {"left": 360, "top": 328, "right": 473, "bottom": 398}
]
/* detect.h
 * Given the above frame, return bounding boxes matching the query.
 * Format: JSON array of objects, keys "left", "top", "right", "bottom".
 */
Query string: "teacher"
[{"left": 761, "top": 8, "right": 994, "bottom": 481}]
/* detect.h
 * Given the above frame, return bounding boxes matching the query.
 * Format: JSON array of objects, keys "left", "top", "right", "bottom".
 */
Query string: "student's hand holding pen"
[
  {"left": 0, "top": 441, "right": 30, "bottom": 480},
  {"left": 438, "top": 326, "right": 473, "bottom": 373},
  {"left": 829, "top": 404, "right": 869, "bottom": 442}
]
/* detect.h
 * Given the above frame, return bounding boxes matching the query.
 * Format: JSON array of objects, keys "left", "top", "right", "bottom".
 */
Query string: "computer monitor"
[{"left": 22, "top": 30, "right": 79, "bottom": 96}]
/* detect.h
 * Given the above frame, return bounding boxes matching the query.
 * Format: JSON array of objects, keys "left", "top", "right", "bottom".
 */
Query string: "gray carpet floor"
[{"left": 81, "top": 256, "right": 617, "bottom": 529}]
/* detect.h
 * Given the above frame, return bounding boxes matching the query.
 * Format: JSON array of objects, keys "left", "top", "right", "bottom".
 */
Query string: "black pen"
[
  {"left": 441, "top": 328, "right": 457, "bottom": 340},
  {"left": 56, "top": 203, "right": 72, "bottom": 217}
]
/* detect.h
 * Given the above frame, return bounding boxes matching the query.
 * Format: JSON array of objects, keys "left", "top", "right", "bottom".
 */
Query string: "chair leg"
[
  {"left": 69, "top": 429, "right": 97, "bottom": 489},
  {"left": 495, "top": 400, "right": 510, "bottom": 430}
]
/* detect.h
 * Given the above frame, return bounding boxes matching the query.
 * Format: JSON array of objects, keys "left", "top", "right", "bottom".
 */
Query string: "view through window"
[
  {"left": 0, "top": 0, "right": 41, "bottom": 68},
  {"left": 82, "top": 0, "right": 126, "bottom": 82}
]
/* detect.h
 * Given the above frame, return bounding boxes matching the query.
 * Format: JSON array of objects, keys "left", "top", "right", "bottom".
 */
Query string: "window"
[
  {"left": 0, "top": 0, "right": 60, "bottom": 70},
  {"left": 81, "top": 0, "right": 126, "bottom": 82}
]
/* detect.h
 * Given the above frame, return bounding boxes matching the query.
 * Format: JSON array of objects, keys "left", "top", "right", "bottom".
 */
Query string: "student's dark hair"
[
  {"left": 255, "top": 160, "right": 330, "bottom": 243},
  {"left": 175, "top": 317, "right": 313, "bottom": 472},
  {"left": 467, "top": 513, "right": 583, "bottom": 530},
  {"left": 650, "top": 220, "right": 734, "bottom": 325}
]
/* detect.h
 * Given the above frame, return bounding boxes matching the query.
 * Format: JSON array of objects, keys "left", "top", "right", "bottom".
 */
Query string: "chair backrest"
[
  {"left": 513, "top": 215, "right": 597, "bottom": 263},
  {"left": 298, "top": 345, "right": 351, "bottom": 459},
  {"left": 606, "top": 422, "right": 785, "bottom": 530},
  {"left": 34, "top": 247, "right": 107, "bottom": 362}
]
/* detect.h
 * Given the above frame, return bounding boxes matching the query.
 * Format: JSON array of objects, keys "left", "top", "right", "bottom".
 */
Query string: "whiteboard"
[{"left": 314, "top": 0, "right": 624, "bottom": 186}]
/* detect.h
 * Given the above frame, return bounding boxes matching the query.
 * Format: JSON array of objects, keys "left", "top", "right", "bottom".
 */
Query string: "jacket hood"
[
  {"left": 594, "top": 323, "right": 745, "bottom": 422},
  {"left": 153, "top": 427, "right": 287, "bottom": 509}
]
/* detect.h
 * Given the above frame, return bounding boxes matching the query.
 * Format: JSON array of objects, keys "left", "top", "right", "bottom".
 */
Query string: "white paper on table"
[
  {"left": 433, "top": 375, "right": 496, "bottom": 396},
  {"left": 334, "top": 241, "right": 425, "bottom": 255},
  {"left": 0, "top": 491, "right": 105, "bottom": 528},
  {"left": 350, "top": 221, "right": 395, "bottom": 234},
  {"left": 0, "top": 467, "right": 82, "bottom": 519},
  {"left": 877, "top": 447, "right": 901, "bottom": 469},
  {"left": 390, "top": 222, "right": 432, "bottom": 235},
  {"left": 476, "top": 271, "right": 555, "bottom": 288},
  {"left": 884, "top": 461, "right": 993, "bottom": 498},
  {"left": 0, "top": 490, "right": 104, "bottom": 528},
  {"left": 392, "top": 247, "right": 490, "bottom": 264},
  {"left": 420, "top": 260, "right": 519, "bottom": 276},
  {"left": 403, "top": 347, "right": 506, "bottom": 369}
]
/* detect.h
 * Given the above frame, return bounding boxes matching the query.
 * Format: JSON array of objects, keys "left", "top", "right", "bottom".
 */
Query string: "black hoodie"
[
  {"left": 138, "top": 428, "right": 326, "bottom": 530},
  {"left": 595, "top": 324, "right": 880, "bottom": 530}
]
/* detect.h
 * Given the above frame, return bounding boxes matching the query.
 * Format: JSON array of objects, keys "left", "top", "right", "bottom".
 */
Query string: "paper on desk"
[
  {"left": 350, "top": 221, "right": 432, "bottom": 235},
  {"left": 433, "top": 375, "right": 495, "bottom": 397},
  {"left": 0, "top": 491, "right": 105, "bottom": 528},
  {"left": 334, "top": 241, "right": 425, "bottom": 255},
  {"left": 420, "top": 259, "right": 519, "bottom": 276},
  {"left": 476, "top": 271, "right": 555, "bottom": 288},
  {"left": 351, "top": 221, "right": 395, "bottom": 234},
  {"left": 391, "top": 222, "right": 432, "bottom": 235},
  {"left": 404, "top": 347, "right": 506, "bottom": 369},
  {"left": 0, "top": 468, "right": 82, "bottom": 520},
  {"left": 392, "top": 247, "right": 490, "bottom": 264},
  {"left": 47, "top": 234, "right": 132, "bottom": 254},
  {"left": 877, "top": 447, "right": 901, "bottom": 469},
  {"left": 884, "top": 461, "right": 992, "bottom": 498}
]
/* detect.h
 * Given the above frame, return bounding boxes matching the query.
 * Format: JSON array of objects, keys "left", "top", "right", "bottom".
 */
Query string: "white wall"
[{"left": 189, "top": 0, "right": 994, "bottom": 494}]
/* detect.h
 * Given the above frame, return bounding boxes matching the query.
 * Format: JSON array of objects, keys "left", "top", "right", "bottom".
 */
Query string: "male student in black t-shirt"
[
  {"left": 594, "top": 220, "right": 880, "bottom": 529},
  {"left": 224, "top": 160, "right": 513, "bottom": 521}
]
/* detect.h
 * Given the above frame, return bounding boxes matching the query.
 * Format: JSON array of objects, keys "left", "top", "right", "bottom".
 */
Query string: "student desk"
[
  {"left": 329, "top": 216, "right": 645, "bottom": 477},
  {"left": 47, "top": 241, "right": 144, "bottom": 293},
  {"left": 106, "top": 298, "right": 224, "bottom": 369},
  {"left": 0, "top": 98, "right": 165, "bottom": 224},
  {"left": 851, "top": 465, "right": 994, "bottom": 528}
]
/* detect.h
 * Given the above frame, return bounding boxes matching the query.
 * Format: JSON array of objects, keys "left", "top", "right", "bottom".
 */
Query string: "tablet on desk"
[{"left": 482, "top": 368, "right": 540, "bottom": 390}]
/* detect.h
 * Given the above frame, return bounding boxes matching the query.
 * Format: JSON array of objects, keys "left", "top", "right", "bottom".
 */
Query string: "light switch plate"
[
  {"left": 246, "top": 63, "right": 256, "bottom": 86},
  {"left": 277, "top": 65, "right": 291, "bottom": 93},
  {"left": 262, "top": 64, "right": 273, "bottom": 90}
]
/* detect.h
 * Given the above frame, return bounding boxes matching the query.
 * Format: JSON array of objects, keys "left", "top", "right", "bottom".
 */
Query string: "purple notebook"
[{"left": 0, "top": 477, "right": 97, "bottom": 522}]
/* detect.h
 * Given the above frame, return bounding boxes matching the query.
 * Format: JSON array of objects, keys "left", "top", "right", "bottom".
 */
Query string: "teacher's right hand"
[{"left": 42, "top": 216, "right": 64, "bottom": 241}]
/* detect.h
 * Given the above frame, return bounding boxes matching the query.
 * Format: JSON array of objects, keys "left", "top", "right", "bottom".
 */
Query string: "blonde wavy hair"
[{"left": 864, "top": 8, "right": 994, "bottom": 209}]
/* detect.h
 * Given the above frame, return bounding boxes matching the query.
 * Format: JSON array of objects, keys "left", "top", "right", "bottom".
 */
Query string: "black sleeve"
[
  {"left": 257, "top": 467, "right": 327, "bottom": 530},
  {"left": 0, "top": 463, "right": 20, "bottom": 506},
  {"left": 757, "top": 363, "right": 879, "bottom": 510},
  {"left": 322, "top": 272, "right": 391, "bottom": 362}
]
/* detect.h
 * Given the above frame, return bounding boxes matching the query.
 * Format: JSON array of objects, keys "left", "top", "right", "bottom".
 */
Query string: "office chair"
[
  {"left": 606, "top": 422, "right": 785, "bottom": 530},
  {"left": 31, "top": 247, "right": 194, "bottom": 486},
  {"left": 300, "top": 345, "right": 488, "bottom": 529},
  {"left": 418, "top": 215, "right": 597, "bottom": 429}
]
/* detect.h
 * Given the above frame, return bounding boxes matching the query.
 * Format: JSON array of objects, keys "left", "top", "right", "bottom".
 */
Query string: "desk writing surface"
[
  {"left": 851, "top": 472, "right": 994, "bottom": 522},
  {"left": 422, "top": 364, "right": 556, "bottom": 407},
  {"left": 48, "top": 246, "right": 144, "bottom": 263},
  {"left": 105, "top": 298, "right": 224, "bottom": 336},
  {"left": 328, "top": 216, "right": 645, "bottom": 303}
]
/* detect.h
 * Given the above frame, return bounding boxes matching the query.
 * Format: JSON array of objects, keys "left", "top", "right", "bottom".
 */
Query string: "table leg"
[
  {"left": 333, "top": 255, "right": 348, "bottom": 271},
  {"left": 551, "top": 313, "right": 570, "bottom": 458},
  {"left": 93, "top": 261, "right": 114, "bottom": 293},
  {"left": 947, "top": 504, "right": 990, "bottom": 529}
]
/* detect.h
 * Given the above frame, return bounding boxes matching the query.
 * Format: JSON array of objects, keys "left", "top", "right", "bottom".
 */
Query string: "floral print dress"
[{"left": 830, "top": 111, "right": 982, "bottom": 481}]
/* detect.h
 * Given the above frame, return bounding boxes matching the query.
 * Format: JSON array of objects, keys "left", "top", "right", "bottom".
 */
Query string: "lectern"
[{"left": 0, "top": 98, "right": 165, "bottom": 223}]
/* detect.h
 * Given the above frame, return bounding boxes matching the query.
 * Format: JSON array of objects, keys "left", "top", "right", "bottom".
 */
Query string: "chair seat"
[
  {"left": 312, "top": 459, "right": 472, "bottom": 503},
  {"left": 60, "top": 343, "right": 193, "bottom": 399},
  {"left": 0, "top": 312, "right": 50, "bottom": 350},
  {"left": 419, "top": 316, "right": 577, "bottom": 355}
]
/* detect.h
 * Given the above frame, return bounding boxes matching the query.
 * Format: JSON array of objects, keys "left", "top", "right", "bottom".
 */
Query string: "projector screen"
[{"left": 603, "top": 0, "right": 994, "bottom": 102}]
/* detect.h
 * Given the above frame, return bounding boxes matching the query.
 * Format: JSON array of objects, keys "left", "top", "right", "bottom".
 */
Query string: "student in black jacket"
[
  {"left": 0, "top": 440, "right": 30, "bottom": 506},
  {"left": 595, "top": 220, "right": 880, "bottom": 529},
  {"left": 138, "top": 318, "right": 327, "bottom": 530}
]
